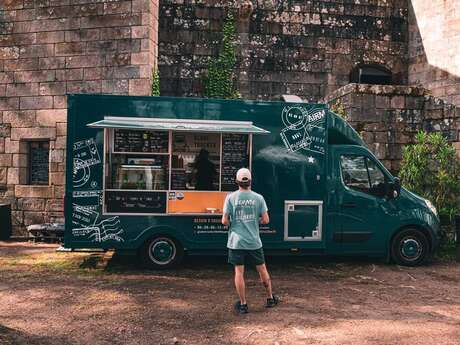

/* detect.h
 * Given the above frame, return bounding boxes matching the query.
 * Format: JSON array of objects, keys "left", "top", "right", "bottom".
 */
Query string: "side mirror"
[{"left": 387, "top": 177, "right": 401, "bottom": 199}]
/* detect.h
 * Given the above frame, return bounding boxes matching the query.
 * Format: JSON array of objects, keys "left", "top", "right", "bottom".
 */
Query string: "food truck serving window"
[{"left": 87, "top": 117, "right": 269, "bottom": 215}]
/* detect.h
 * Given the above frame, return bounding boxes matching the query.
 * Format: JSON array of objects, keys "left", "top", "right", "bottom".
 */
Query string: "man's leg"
[
  {"left": 256, "top": 263, "right": 273, "bottom": 299},
  {"left": 234, "top": 265, "right": 246, "bottom": 305}
]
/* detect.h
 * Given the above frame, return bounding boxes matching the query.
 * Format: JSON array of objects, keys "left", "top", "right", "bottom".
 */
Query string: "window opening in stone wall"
[
  {"left": 350, "top": 65, "right": 392, "bottom": 85},
  {"left": 27, "top": 141, "right": 50, "bottom": 185}
]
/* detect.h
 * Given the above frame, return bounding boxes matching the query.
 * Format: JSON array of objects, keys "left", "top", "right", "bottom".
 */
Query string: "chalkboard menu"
[
  {"left": 221, "top": 134, "right": 249, "bottom": 191},
  {"left": 171, "top": 170, "right": 187, "bottom": 190},
  {"left": 30, "top": 144, "right": 49, "bottom": 185},
  {"left": 106, "top": 191, "right": 167, "bottom": 213},
  {"left": 114, "top": 129, "right": 168, "bottom": 153}
]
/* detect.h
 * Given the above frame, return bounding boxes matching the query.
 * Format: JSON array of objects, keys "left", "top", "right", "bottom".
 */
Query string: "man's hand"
[
  {"left": 221, "top": 213, "right": 230, "bottom": 226},
  {"left": 260, "top": 212, "right": 269, "bottom": 224}
]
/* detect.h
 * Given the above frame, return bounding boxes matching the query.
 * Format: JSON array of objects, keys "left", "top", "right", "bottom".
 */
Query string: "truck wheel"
[
  {"left": 140, "top": 236, "right": 184, "bottom": 269},
  {"left": 391, "top": 228, "right": 429, "bottom": 266}
]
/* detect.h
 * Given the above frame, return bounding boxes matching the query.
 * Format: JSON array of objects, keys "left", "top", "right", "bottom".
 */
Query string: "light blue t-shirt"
[{"left": 223, "top": 190, "right": 268, "bottom": 250}]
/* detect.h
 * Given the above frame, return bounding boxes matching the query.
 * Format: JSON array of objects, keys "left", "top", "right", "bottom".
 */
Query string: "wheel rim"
[
  {"left": 400, "top": 237, "right": 423, "bottom": 261},
  {"left": 149, "top": 238, "right": 176, "bottom": 265}
]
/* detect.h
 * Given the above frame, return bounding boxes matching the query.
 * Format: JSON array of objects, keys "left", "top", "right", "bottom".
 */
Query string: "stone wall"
[
  {"left": 0, "top": 0, "right": 159, "bottom": 235},
  {"left": 326, "top": 84, "right": 460, "bottom": 173},
  {"left": 408, "top": 0, "right": 460, "bottom": 106},
  {"left": 158, "top": 0, "right": 408, "bottom": 101}
]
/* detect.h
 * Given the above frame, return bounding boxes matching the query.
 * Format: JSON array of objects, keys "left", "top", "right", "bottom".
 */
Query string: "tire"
[
  {"left": 391, "top": 228, "right": 430, "bottom": 266},
  {"left": 139, "top": 236, "right": 184, "bottom": 269}
]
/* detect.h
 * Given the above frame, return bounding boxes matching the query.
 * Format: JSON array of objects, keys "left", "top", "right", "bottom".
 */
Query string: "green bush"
[
  {"left": 399, "top": 131, "right": 460, "bottom": 222},
  {"left": 204, "top": 12, "right": 240, "bottom": 99}
]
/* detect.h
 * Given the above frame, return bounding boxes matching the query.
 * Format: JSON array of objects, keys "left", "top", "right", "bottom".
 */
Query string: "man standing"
[{"left": 222, "top": 168, "right": 279, "bottom": 314}]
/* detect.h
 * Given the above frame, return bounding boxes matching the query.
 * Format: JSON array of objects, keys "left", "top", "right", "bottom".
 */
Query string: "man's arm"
[
  {"left": 221, "top": 213, "right": 230, "bottom": 226},
  {"left": 260, "top": 211, "right": 269, "bottom": 224}
]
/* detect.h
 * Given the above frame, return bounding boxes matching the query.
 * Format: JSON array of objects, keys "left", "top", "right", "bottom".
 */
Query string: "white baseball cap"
[{"left": 236, "top": 168, "right": 251, "bottom": 182}]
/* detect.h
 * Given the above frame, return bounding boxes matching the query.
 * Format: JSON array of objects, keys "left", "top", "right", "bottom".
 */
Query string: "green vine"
[
  {"left": 151, "top": 68, "right": 160, "bottom": 96},
  {"left": 204, "top": 12, "right": 240, "bottom": 99}
]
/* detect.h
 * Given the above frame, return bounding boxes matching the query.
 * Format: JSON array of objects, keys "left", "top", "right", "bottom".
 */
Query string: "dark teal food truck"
[{"left": 65, "top": 94, "right": 440, "bottom": 268}]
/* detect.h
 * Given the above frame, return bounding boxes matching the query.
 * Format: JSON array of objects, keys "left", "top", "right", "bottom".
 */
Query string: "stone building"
[{"left": 0, "top": 0, "right": 459, "bottom": 235}]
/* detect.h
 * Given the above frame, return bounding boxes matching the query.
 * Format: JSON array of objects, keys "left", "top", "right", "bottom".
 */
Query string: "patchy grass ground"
[{"left": 1, "top": 241, "right": 460, "bottom": 345}]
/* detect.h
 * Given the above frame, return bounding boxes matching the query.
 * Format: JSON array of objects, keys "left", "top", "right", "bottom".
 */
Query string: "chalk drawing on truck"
[
  {"left": 72, "top": 138, "right": 101, "bottom": 188},
  {"left": 71, "top": 203, "right": 124, "bottom": 243},
  {"left": 280, "top": 106, "right": 326, "bottom": 155}
]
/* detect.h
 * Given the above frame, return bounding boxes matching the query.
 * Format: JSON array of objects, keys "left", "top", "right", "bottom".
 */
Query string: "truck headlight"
[{"left": 424, "top": 199, "right": 438, "bottom": 217}]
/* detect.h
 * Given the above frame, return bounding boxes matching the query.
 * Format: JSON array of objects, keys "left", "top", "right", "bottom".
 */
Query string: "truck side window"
[
  {"left": 340, "top": 155, "right": 370, "bottom": 193},
  {"left": 340, "top": 155, "right": 387, "bottom": 197},
  {"left": 366, "top": 158, "right": 386, "bottom": 196}
]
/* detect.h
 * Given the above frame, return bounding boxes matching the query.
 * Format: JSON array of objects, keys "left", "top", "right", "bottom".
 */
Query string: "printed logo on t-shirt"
[{"left": 234, "top": 199, "right": 257, "bottom": 223}]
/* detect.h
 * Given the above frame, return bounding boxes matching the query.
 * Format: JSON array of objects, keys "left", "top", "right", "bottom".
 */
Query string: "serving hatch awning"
[{"left": 87, "top": 116, "right": 270, "bottom": 134}]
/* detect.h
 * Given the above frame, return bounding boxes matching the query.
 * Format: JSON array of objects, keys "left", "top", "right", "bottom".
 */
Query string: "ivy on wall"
[
  {"left": 151, "top": 68, "right": 160, "bottom": 96},
  {"left": 204, "top": 12, "right": 240, "bottom": 99}
]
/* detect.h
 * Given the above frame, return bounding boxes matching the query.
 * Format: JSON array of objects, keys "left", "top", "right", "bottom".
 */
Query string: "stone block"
[
  {"left": 45, "top": 198, "right": 63, "bottom": 212},
  {"left": 128, "top": 78, "right": 150, "bottom": 95},
  {"left": 0, "top": 124, "right": 11, "bottom": 138},
  {"left": 131, "top": 26, "right": 149, "bottom": 38},
  {"left": 0, "top": 72, "right": 14, "bottom": 84},
  {"left": 0, "top": 138, "right": 4, "bottom": 153},
  {"left": 11, "top": 127, "right": 56, "bottom": 140},
  {"left": 101, "top": 79, "right": 129, "bottom": 94},
  {"left": 56, "top": 122, "right": 67, "bottom": 136},
  {"left": 3, "top": 110, "right": 36, "bottom": 127},
  {"left": 375, "top": 95, "right": 389, "bottom": 109},
  {"left": 105, "top": 53, "right": 130, "bottom": 66},
  {"left": 66, "top": 55, "right": 104, "bottom": 68},
  {"left": 55, "top": 42, "right": 86, "bottom": 56},
  {"left": 66, "top": 80, "right": 101, "bottom": 93},
  {"left": 7, "top": 167, "right": 20, "bottom": 184},
  {"left": 36, "top": 109, "right": 67, "bottom": 126},
  {"left": 80, "top": 13, "right": 141, "bottom": 29},
  {"left": 0, "top": 47, "right": 20, "bottom": 59},
  {"left": 23, "top": 211, "right": 45, "bottom": 226},
  {"left": 49, "top": 149, "right": 64, "bottom": 163},
  {"left": 53, "top": 185, "right": 65, "bottom": 198},
  {"left": 15, "top": 185, "right": 53, "bottom": 198},
  {"left": 53, "top": 96, "right": 67, "bottom": 109},
  {"left": 19, "top": 44, "right": 54, "bottom": 58},
  {"left": 39, "top": 57, "right": 66, "bottom": 70},
  {"left": 100, "top": 27, "right": 131, "bottom": 40},
  {"left": 20, "top": 96, "right": 53, "bottom": 110},
  {"left": 14, "top": 70, "right": 55, "bottom": 83},
  {"left": 4, "top": 58, "right": 38, "bottom": 71},
  {"left": 83, "top": 67, "right": 102, "bottom": 80},
  {"left": 0, "top": 97, "right": 19, "bottom": 111},
  {"left": 39, "top": 82, "right": 67, "bottom": 96},
  {"left": 12, "top": 153, "right": 28, "bottom": 167},
  {"left": 64, "top": 28, "right": 100, "bottom": 42},
  {"left": 0, "top": 167, "right": 6, "bottom": 184},
  {"left": 86, "top": 40, "right": 117, "bottom": 53},
  {"left": 131, "top": 52, "right": 150, "bottom": 65},
  {"left": 11, "top": 211, "right": 24, "bottom": 227},
  {"left": 390, "top": 96, "right": 405, "bottom": 109},
  {"left": 18, "top": 198, "right": 46, "bottom": 211},
  {"left": 7, "top": 83, "right": 40, "bottom": 97},
  {"left": 54, "top": 136, "right": 66, "bottom": 149},
  {"left": 36, "top": 31, "right": 65, "bottom": 43},
  {"left": 0, "top": 154, "right": 12, "bottom": 166},
  {"left": 49, "top": 171, "right": 65, "bottom": 185}
]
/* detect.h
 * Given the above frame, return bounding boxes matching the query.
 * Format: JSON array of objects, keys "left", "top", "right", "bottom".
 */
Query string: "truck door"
[{"left": 332, "top": 148, "right": 392, "bottom": 254}]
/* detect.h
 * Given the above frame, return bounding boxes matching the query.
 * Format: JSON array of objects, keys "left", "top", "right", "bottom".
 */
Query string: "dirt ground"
[{"left": 1, "top": 242, "right": 460, "bottom": 345}]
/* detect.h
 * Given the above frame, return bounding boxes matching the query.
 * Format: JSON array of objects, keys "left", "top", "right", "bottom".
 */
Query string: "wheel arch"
[
  {"left": 389, "top": 223, "right": 434, "bottom": 254},
  {"left": 134, "top": 225, "right": 185, "bottom": 252}
]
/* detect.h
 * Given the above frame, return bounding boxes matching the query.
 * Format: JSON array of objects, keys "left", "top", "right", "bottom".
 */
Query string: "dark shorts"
[{"left": 228, "top": 248, "right": 265, "bottom": 266}]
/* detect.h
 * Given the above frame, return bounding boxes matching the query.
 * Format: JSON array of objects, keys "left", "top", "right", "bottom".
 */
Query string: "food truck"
[{"left": 65, "top": 94, "right": 440, "bottom": 268}]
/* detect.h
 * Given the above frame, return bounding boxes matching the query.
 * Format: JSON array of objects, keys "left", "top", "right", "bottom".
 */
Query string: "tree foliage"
[
  {"left": 329, "top": 100, "right": 349, "bottom": 120},
  {"left": 399, "top": 131, "right": 460, "bottom": 220},
  {"left": 204, "top": 12, "right": 240, "bottom": 99},
  {"left": 151, "top": 68, "right": 160, "bottom": 96}
]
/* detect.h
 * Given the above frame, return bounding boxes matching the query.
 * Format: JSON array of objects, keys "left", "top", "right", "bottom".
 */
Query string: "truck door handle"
[{"left": 341, "top": 202, "right": 357, "bottom": 208}]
